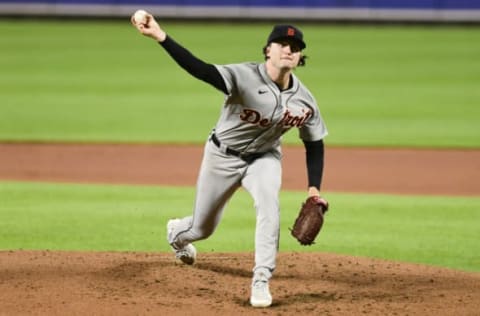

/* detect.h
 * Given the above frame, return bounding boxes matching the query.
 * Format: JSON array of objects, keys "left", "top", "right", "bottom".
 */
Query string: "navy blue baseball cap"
[{"left": 266, "top": 25, "right": 306, "bottom": 50}]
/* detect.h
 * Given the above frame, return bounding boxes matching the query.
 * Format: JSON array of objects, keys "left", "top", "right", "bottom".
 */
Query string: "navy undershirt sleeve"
[
  {"left": 303, "top": 139, "right": 325, "bottom": 190},
  {"left": 159, "top": 36, "right": 228, "bottom": 94}
]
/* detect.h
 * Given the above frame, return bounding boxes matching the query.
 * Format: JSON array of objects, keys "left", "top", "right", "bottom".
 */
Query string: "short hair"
[{"left": 262, "top": 45, "right": 307, "bottom": 67}]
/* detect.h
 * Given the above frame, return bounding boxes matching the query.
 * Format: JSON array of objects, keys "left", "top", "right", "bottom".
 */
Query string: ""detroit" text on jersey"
[{"left": 239, "top": 108, "right": 312, "bottom": 128}]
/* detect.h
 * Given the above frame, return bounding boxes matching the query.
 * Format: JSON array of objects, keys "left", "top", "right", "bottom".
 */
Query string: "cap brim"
[{"left": 269, "top": 36, "right": 306, "bottom": 50}]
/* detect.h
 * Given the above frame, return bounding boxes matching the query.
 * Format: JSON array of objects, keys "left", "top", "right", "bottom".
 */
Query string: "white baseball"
[{"left": 133, "top": 9, "right": 148, "bottom": 25}]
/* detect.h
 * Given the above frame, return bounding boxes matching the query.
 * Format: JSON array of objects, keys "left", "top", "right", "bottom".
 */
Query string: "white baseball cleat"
[
  {"left": 250, "top": 279, "right": 272, "bottom": 307},
  {"left": 174, "top": 243, "right": 196, "bottom": 265},
  {"left": 167, "top": 219, "right": 197, "bottom": 265}
]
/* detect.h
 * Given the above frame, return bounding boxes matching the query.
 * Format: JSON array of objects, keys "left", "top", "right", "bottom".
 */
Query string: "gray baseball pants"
[{"left": 168, "top": 139, "right": 282, "bottom": 278}]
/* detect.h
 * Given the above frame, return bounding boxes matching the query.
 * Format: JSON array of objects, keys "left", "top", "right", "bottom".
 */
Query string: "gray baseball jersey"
[{"left": 214, "top": 62, "right": 328, "bottom": 154}]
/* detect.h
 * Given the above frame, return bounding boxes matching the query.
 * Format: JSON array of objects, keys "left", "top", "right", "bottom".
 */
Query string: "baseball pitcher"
[{"left": 131, "top": 14, "right": 329, "bottom": 308}]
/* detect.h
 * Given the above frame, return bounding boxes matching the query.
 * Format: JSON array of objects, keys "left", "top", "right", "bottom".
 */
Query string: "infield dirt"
[{"left": 0, "top": 143, "right": 479, "bottom": 315}]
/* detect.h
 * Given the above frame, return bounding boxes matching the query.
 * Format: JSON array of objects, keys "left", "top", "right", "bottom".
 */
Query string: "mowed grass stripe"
[{"left": 1, "top": 181, "right": 479, "bottom": 272}]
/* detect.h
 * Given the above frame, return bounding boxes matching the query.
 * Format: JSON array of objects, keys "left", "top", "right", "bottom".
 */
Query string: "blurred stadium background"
[{"left": 0, "top": 0, "right": 479, "bottom": 23}]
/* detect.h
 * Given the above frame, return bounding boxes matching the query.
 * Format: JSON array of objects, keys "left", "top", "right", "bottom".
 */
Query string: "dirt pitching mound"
[{"left": 1, "top": 251, "right": 479, "bottom": 315}]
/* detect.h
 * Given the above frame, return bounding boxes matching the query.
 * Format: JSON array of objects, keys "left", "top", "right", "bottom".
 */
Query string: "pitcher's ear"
[{"left": 298, "top": 54, "right": 307, "bottom": 67}]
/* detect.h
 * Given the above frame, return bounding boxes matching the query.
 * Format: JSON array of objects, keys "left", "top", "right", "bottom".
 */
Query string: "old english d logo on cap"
[{"left": 287, "top": 27, "right": 295, "bottom": 36}]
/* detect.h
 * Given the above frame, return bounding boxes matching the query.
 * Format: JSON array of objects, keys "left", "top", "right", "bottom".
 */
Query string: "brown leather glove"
[{"left": 290, "top": 196, "right": 329, "bottom": 246}]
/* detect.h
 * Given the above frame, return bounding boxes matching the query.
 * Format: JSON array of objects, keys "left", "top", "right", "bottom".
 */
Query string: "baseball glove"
[{"left": 290, "top": 196, "right": 329, "bottom": 246}]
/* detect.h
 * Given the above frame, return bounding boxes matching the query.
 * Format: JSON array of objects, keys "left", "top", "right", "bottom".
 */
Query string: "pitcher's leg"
[
  {"left": 168, "top": 141, "right": 245, "bottom": 249},
  {"left": 170, "top": 181, "right": 239, "bottom": 248},
  {"left": 242, "top": 153, "right": 282, "bottom": 277}
]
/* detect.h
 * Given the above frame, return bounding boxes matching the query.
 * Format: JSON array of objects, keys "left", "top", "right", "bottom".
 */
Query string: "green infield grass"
[
  {"left": 1, "top": 181, "right": 478, "bottom": 272},
  {"left": 0, "top": 20, "right": 479, "bottom": 148}
]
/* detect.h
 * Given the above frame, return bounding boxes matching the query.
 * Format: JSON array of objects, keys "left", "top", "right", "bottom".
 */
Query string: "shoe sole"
[
  {"left": 178, "top": 254, "right": 195, "bottom": 265},
  {"left": 179, "top": 244, "right": 196, "bottom": 265},
  {"left": 250, "top": 299, "right": 272, "bottom": 308}
]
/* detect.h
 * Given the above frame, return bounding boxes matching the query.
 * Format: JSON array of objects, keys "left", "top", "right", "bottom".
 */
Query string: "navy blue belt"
[{"left": 211, "top": 133, "right": 265, "bottom": 164}]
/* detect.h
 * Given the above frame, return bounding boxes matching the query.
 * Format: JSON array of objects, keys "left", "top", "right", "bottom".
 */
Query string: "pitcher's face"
[{"left": 265, "top": 40, "right": 302, "bottom": 70}]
